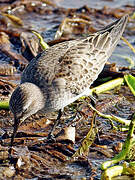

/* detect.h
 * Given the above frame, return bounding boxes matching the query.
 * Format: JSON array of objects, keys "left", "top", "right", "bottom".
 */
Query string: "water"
[
  {"left": 57, "top": 0, "right": 135, "bottom": 67},
  {"left": 57, "top": 0, "right": 135, "bottom": 9},
  {"left": 0, "top": 0, "right": 135, "bottom": 68}
]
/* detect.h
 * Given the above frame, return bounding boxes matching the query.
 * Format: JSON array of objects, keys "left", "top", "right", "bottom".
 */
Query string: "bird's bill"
[{"left": 10, "top": 117, "right": 20, "bottom": 147}]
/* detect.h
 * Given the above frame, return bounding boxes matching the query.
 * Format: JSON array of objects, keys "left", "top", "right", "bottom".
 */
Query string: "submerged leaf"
[{"left": 124, "top": 74, "right": 135, "bottom": 96}]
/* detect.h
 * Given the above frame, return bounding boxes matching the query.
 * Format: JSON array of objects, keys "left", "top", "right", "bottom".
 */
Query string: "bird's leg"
[
  {"left": 48, "top": 109, "right": 62, "bottom": 140},
  {"left": 10, "top": 125, "right": 18, "bottom": 147},
  {"left": 89, "top": 95, "right": 97, "bottom": 107},
  {"left": 89, "top": 95, "right": 100, "bottom": 143},
  {"left": 8, "top": 118, "right": 20, "bottom": 155},
  {"left": 10, "top": 118, "right": 20, "bottom": 146}
]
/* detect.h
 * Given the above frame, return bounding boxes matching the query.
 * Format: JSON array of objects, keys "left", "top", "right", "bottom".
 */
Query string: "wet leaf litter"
[{"left": 0, "top": 0, "right": 135, "bottom": 179}]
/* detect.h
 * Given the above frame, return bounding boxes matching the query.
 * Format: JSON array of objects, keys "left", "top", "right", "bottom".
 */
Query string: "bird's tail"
[{"left": 98, "top": 15, "right": 128, "bottom": 54}]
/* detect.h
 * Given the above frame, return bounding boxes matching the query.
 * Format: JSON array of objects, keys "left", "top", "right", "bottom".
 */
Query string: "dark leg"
[
  {"left": 8, "top": 119, "right": 20, "bottom": 155},
  {"left": 10, "top": 117, "right": 20, "bottom": 147},
  {"left": 47, "top": 109, "right": 62, "bottom": 140},
  {"left": 89, "top": 95, "right": 97, "bottom": 107}
]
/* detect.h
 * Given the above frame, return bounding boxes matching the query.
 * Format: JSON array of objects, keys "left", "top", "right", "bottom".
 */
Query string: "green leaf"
[
  {"left": 124, "top": 74, "right": 135, "bottom": 96},
  {"left": 0, "top": 100, "right": 9, "bottom": 109},
  {"left": 32, "top": 30, "right": 49, "bottom": 50}
]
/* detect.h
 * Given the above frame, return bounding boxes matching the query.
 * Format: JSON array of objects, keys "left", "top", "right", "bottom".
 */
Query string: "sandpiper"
[{"left": 9, "top": 15, "right": 128, "bottom": 146}]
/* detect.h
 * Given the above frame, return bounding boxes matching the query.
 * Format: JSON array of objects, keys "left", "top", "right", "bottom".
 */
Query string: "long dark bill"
[{"left": 10, "top": 117, "right": 20, "bottom": 147}]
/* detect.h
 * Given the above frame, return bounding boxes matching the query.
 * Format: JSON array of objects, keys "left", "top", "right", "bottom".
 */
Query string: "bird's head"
[{"left": 9, "top": 82, "right": 45, "bottom": 146}]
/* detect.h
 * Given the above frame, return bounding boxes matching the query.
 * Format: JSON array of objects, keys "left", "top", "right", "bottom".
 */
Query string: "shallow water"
[
  {"left": 58, "top": 0, "right": 135, "bottom": 67},
  {"left": 57, "top": 0, "right": 135, "bottom": 9},
  {"left": 0, "top": 0, "right": 134, "bottom": 67}
]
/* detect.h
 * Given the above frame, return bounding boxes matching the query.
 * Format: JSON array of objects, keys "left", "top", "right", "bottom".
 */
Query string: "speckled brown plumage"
[
  {"left": 9, "top": 15, "right": 128, "bottom": 145},
  {"left": 21, "top": 15, "right": 128, "bottom": 112}
]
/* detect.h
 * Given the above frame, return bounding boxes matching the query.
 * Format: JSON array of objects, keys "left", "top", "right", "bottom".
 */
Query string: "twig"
[{"left": 88, "top": 104, "right": 130, "bottom": 126}]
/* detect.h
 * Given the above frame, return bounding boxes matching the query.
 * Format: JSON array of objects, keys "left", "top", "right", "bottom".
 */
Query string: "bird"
[{"left": 9, "top": 15, "right": 128, "bottom": 146}]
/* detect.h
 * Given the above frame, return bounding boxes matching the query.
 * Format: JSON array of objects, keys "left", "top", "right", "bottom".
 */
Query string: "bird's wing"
[{"left": 21, "top": 15, "right": 128, "bottom": 98}]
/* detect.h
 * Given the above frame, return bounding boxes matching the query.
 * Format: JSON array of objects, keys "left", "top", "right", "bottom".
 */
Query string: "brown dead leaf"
[
  {"left": 41, "top": 0, "right": 57, "bottom": 8},
  {"left": 10, "top": 146, "right": 31, "bottom": 171},
  {"left": 101, "top": 6, "right": 131, "bottom": 18},
  {"left": 0, "top": 32, "right": 28, "bottom": 64},
  {"left": 2, "top": 13, "right": 23, "bottom": 27},
  {"left": 0, "top": 74, "right": 20, "bottom": 81},
  {"left": 55, "top": 17, "right": 91, "bottom": 39},
  {"left": 2, "top": 167, "right": 15, "bottom": 178},
  {"left": 0, "top": 79, "right": 16, "bottom": 93},
  {"left": 56, "top": 126, "right": 75, "bottom": 143},
  {"left": 0, "top": 32, "right": 10, "bottom": 47},
  {"left": 0, "top": 146, "right": 8, "bottom": 160},
  {"left": 20, "top": 32, "right": 40, "bottom": 60},
  {"left": 0, "top": 64, "right": 16, "bottom": 76}
]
